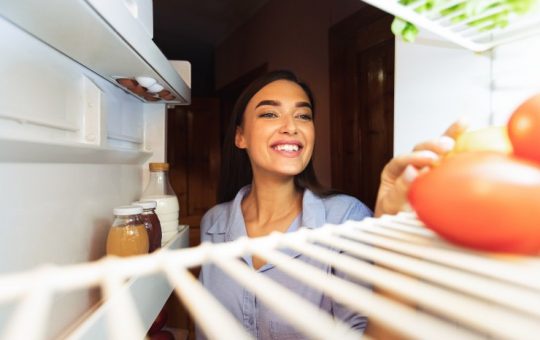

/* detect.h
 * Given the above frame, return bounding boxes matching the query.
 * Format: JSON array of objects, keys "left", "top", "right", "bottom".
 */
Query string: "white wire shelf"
[
  {"left": 1, "top": 213, "right": 539, "bottom": 339},
  {"left": 362, "top": 0, "right": 540, "bottom": 52}
]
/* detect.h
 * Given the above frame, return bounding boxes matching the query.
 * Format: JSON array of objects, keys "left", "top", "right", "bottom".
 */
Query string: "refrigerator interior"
[
  {"left": 0, "top": 3, "right": 170, "bottom": 337},
  {"left": 1, "top": 0, "right": 540, "bottom": 339}
]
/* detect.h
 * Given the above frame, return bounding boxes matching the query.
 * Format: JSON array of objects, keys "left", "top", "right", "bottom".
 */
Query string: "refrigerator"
[
  {"left": 0, "top": 0, "right": 539, "bottom": 339},
  {"left": 0, "top": 0, "right": 190, "bottom": 338}
]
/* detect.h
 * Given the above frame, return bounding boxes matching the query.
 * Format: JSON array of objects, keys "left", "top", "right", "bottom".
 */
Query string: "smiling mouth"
[
  {"left": 270, "top": 142, "right": 303, "bottom": 154},
  {"left": 274, "top": 144, "right": 299, "bottom": 151}
]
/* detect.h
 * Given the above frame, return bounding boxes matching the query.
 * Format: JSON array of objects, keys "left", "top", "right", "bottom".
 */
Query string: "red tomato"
[
  {"left": 508, "top": 94, "right": 540, "bottom": 164},
  {"left": 408, "top": 152, "right": 540, "bottom": 254}
]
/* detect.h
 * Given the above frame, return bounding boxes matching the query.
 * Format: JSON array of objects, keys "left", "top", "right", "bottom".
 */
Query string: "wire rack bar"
[
  {"left": 360, "top": 0, "right": 540, "bottom": 52},
  {"left": 164, "top": 264, "right": 252, "bottom": 340},
  {"left": 430, "top": 0, "right": 468, "bottom": 15},
  {"left": 212, "top": 254, "right": 362, "bottom": 340},
  {"left": 452, "top": 5, "right": 512, "bottom": 29},
  {"left": 309, "top": 230, "right": 540, "bottom": 318},
  {"left": 337, "top": 222, "right": 540, "bottom": 290},
  {"left": 251, "top": 241, "right": 482, "bottom": 340},
  {"left": 101, "top": 262, "right": 146, "bottom": 340},
  {"left": 1, "top": 279, "right": 52, "bottom": 340},
  {"left": 279, "top": 231, "right": 540, "bottom": 339}
]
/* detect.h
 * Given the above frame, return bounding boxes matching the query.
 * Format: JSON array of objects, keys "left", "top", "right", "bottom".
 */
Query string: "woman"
[{"left": 199, "top": 70, "right": 462, "bottom": 339}]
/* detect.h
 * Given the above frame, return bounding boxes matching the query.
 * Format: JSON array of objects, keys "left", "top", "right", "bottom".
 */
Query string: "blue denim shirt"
[{"left": 198, "top": 186, "right": 373, "bottom": 339}]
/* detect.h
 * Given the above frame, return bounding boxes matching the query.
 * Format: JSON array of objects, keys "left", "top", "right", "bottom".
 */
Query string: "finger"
[
  {"left": 413, "top": 136, "right": 455, "bottom": 155},
  {"left": 383, "top": 150, "right": 439, "bottom": 180},
  {"left": 379, "top": 165, "right": 419, "bottom": 216},
  {"left": 443, "top": 117, "right": 469, "bottom": 139},
  {"left": 403, "top": 164, "right": 421, "bottom": 183}
]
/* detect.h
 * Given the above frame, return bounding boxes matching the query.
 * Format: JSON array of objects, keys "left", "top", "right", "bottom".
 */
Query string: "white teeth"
[{"left": 275, "top": 144, "right": 299, "bottom": 152}]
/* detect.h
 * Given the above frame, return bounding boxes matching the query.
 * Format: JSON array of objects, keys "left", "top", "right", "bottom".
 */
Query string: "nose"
[{"left": 279, "top": 114, "right": 298, "bottom": 135}]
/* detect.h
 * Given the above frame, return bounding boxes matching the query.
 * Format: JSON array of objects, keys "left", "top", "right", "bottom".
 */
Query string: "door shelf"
[
  {"left": 66, "top": 225, "right": 190, "bottom": 340},
  {"left": 0, "top": 138, "right": 152, "bottom": 164},
  {"left": 0, "top": 0, "right": 190, "bottom": 104}
]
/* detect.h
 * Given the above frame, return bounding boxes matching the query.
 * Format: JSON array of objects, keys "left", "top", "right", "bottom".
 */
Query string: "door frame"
[{"left": 329, "top": 5, "right": 395, "bottom": 207}]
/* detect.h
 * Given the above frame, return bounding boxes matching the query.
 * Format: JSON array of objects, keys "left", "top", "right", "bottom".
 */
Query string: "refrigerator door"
[{"left": 0, "top": 0, "right": 190, "bottom": 104}]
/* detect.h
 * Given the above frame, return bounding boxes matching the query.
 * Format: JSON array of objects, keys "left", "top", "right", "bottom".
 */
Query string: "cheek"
[
  {"left": 242, "top": 124, "right": 270, "bottom": 151},
  {"left": 303, "top": 125, "right": 315, "bottom": 150}
]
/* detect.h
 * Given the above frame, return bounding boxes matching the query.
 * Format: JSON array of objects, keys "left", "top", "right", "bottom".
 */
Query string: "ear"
[{"left": 235, "top": 126, "right": 247, "bottom": 149}]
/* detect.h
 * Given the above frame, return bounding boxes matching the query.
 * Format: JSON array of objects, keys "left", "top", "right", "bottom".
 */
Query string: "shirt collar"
[
  {"left": 205, "top": 185, "right": 327, "bottom": 271},
  {"left": 206, "top": 185, "right": 327, "bottom": 236},
  {"left": 206, "top": 185, "right": 250, "bottom": 237},
  {"left": 300, "top": 188, "right": 326, "bottom": 229},
  {"left": 268, "top": 189, "right": 326, "bottom": 271}
]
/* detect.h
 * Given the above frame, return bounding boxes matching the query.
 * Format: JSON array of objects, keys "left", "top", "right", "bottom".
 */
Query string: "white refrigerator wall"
[
  {"left": 0, "top": 104, "right": 167, "bottom": 273},
  {"left": 394, "top": 31, "right": 491, "bottom": 155},
  {"left": 394, "top": 31, "right": 540, "bottom": 155},
  {"left": 490, "top": 34, "right": 540, "bottom": 124}
]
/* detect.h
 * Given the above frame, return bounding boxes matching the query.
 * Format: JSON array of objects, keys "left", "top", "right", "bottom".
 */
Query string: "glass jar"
[
  {"left": 106, "top": 205, "right": 149, "bottom": 257},
  {"left": 141, "top": 162, "right": 179, "bottom": 245},
  {"left": 132, "top": 200, "right": 162, "bottom": 252}
]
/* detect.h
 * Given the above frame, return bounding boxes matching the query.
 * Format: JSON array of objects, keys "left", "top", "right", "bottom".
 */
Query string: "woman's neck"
[
  {"left": 242, "top": 174, "right": 303, "bottom": 269},
  {"left": 242, "top": 175, "right": 302, "bottom": 228}
]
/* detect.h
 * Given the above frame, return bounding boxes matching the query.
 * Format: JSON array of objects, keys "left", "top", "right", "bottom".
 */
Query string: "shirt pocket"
[
  {"left": 270, "top": 321, "right": 306, "bottom": 340},
  {"left": 205, "top": 233, "right": 226, "bottom": 243}
]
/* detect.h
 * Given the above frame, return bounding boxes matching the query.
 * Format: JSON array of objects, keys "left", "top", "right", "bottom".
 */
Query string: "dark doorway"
[
  {"left": 165, "top": 98, "right": 222, "bottom": 337},
  {"left": 329, "top": 5, "right": 395, "bottom": 211},
  {"left": 167, "top": 98, "right": 221, "bottom": 247}
]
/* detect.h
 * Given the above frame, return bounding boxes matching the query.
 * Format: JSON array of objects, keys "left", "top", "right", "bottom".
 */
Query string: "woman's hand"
[{"left": 373, "top": 120, "right": 468, "bottom": 217}]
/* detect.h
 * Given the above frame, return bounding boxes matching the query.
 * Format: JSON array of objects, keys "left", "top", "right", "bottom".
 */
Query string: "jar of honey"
[{"left": 106, "top": 206, "right": 149, "bottom": 257}]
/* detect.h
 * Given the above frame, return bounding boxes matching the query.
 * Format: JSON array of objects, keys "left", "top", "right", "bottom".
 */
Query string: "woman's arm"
[{"left": 374, "top": 119, "right": 468, "bottom": 217}]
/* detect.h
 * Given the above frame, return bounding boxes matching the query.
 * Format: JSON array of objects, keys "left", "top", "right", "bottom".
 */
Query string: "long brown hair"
[{"left": 217, "top": 70, "right": 337, "bottom": 203}]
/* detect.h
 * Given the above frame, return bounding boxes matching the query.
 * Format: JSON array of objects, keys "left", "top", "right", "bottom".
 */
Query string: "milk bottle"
[{"left": 141, "top": 162, "right": 179, "bottom": 245}]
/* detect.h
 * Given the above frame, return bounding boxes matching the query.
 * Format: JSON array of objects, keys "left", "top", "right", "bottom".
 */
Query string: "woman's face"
[{"left": 235, "top": 79, "right": 315, "bottom": 179}]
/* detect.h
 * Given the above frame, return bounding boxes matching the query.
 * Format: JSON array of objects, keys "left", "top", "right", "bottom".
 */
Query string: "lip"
[{"left": 270, "top": 140, "right": 304, "bottom": 158}]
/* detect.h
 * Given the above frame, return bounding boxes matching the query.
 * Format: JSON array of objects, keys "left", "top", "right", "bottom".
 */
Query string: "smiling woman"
[
  {"left": 198, "top": 70, "right": 371, "bottom": 339},
  {"left": 197, "top": 70, "right": 462, "bottom": 339}
]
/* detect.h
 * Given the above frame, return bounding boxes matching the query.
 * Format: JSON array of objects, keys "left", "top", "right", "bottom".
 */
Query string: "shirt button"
[{"left": 248, "top": 317, "right": 254, "bottom": 325}]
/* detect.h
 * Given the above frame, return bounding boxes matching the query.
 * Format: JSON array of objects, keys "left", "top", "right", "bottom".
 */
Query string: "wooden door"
[
  {"left": 167, "top": 97, "right": 221, "bottom": 247},
  {"left": 329, "top": 6, "right": 395, "bottom": 210},
  {"left": 166, "top": 98, "right": 221, "bottom": 338}
]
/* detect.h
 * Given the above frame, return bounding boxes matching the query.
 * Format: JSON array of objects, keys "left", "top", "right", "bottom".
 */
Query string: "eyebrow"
[{"left": 255, "top": 100, "right": 312, "bottom": 109}]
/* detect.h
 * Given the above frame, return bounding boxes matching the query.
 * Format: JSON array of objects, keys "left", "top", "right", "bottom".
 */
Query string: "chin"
[{"left": 272, "top": 165, "right": 306, "bottom": 177}]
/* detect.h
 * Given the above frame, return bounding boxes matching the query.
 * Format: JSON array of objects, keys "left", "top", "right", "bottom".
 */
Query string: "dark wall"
[
  {"left": 153, "top": 0, "right": 216, "bottom": 98},
  {"left": 153, "top": 35, "right": 215, "bottom": 97}
]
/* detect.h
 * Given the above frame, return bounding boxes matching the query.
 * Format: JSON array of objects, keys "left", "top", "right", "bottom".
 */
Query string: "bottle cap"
[
  {"left": 132, "top": 200, "right": 157, "bottom": 209},
  {"left": 149, "top": 162, "right": 169, "bottom": 172},
  {"left": 113, "top": 205, "right": 143, "bottom": 216}
]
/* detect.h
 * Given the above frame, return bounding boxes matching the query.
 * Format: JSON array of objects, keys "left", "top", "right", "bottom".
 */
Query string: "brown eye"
[
  {"left": 258, "top": 112, "right": 278, "bottom": 118},
  {"left": 297, "top": 113, "right": 313, "bottom": 121}
]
